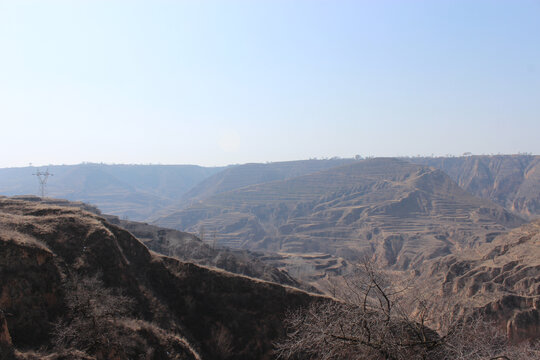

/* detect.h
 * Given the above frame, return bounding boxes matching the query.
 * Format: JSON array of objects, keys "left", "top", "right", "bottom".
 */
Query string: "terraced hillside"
[
  {"left": 177, "top": 158, "right": 356, "bottom": 205},
  {"left": 408, "top": 155, "right": 540, "bottom": 219},
  {"left": 155, "top": 158, "right": 524, "bottom": 269}
]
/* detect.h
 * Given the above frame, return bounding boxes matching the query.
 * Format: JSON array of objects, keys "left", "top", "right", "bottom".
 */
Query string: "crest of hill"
[
  {"left": 0, "top": 164, "right": 223, "bottom": 221},
  {"left": 408, "top": 155, "right": 540, "bottom": 219},
  {"left": 0, "top": 197, "right": 318, "bottom": 360},
  {"left": 418, "top": 219, "right": 540, "bottom": 342},
  {"left": 155, "top": 158, "right": 524, "bottom": 270}
]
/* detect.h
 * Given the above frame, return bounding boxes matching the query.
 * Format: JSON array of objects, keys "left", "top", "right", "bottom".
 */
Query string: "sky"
[{"left": 0, "top": 0, "right": 539, "bottom": 168}]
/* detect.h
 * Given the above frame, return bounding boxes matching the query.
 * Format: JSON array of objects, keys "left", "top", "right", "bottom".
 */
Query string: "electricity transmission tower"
[{"left": 33, "top": 168, "right": 53, "bottom": 198}]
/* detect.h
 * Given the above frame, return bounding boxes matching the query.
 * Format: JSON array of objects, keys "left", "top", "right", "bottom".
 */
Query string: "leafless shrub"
[
  {"left": 275, "top": 259, "right": 536, "bottom": 360},
  {"left": 210, "top": 324, "right": 234, "bottom": 359},
  {"left": 52, "top": 273, "right": 135, "bottom": 358}
]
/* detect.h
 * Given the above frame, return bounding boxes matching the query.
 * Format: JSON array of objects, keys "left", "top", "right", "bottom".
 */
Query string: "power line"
[{"left": 33, "top": 168, "right": 53, "bottom": 198}]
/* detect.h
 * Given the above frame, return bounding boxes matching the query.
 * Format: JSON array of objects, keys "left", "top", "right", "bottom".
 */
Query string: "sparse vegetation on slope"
[
  {"left": 104, "top": 215, "right": 316, "bottom": 291},
  {"left": 276, "top": 260, "right": 540, "bottom": 360},
  {"left": 0, "top": 197, "right": 319, "bottom": 360}
]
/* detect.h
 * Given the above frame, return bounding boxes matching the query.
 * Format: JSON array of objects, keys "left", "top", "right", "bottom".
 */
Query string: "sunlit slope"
[{"left": 155, "top": 158, "right": 524, "bottom": 269}]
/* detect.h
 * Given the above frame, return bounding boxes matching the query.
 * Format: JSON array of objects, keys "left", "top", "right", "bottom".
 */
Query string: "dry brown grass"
[{"left": 1, "top": 197, "right": 320, "bottom": 359}]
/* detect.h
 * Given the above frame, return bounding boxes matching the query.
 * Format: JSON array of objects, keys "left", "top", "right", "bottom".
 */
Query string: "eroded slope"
[{"left": 419, "top": 220, "right": 540, "bottom": 342}]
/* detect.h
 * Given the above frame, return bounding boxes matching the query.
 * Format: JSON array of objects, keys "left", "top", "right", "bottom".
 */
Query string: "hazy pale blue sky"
[{"left": 1, "top": 0, "right": 539, "bottom": 167}]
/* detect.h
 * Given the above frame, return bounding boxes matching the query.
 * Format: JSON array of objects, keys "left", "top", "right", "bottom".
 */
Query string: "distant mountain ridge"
[
  {"left": 177, "top": 158, "right": 357, "bottom": 206},
  {"left": 2, "top": 156, "right": 537, "bottom": 224},
  {"left": 0, "top": 164, "right": 224, "bottom": 220}
]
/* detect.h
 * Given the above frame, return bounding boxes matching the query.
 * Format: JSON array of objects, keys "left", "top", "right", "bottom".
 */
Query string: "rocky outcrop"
[
  {"left": 507, "top": 306, "right": 540, "bottom": 342},
  {"left": 0, "top": 310, "right": 13, "bottom": 360},
  {"left": 421, "top": 219, "right": 540, "bottom": 342},
  {"left": 0, "top": 311, "right": 11, "bottom": 346}
]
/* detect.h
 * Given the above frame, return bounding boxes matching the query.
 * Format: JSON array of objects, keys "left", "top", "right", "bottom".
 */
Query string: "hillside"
[
  {"left": 3, "top": 156, "right": 536, "bottom": 225},
  {"left": 175, "top": 158, "right": 357, "bottom": 207},
  {"left": 408, "top": 155, "right": 540, "bottom": 219},
  {"left": 0, "top": 197, "right": 318, "bottom": 360},
  {"left": 418, "top": 219, "right": 540, "bottom": 342},
  {"left": 103, "top": 215, "right": 315, "bottom": 291},
  {"left": 155, "top": 158, "right": 524, "bottom": 269},
  {"left": 4, "top": 196, "right": 319, "bottom": 291},
  {"left": 0, "top": 164, "right": 223, "bottom": 221}
]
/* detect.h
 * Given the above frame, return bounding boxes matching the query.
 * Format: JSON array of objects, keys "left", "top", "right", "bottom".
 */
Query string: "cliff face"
[
  {"left": 409, "top": 155, "right": 540, "bottom": 219},
  {"left": 420, "top": 219, "right": 540, "bottom": 342},
  {"left": 0, "top": 197, "right": 316, "bottom": 360}
]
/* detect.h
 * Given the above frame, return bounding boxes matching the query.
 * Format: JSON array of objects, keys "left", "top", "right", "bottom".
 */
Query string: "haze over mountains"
[
  {"left": 1, "top": 155, "right": 537, "bottom": 223},
  {"left": 3, "top": 0, "right": 539, "bottom": 356},
  {"left": 0, "top": 164, "right": 223, "bottom": 221}
]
